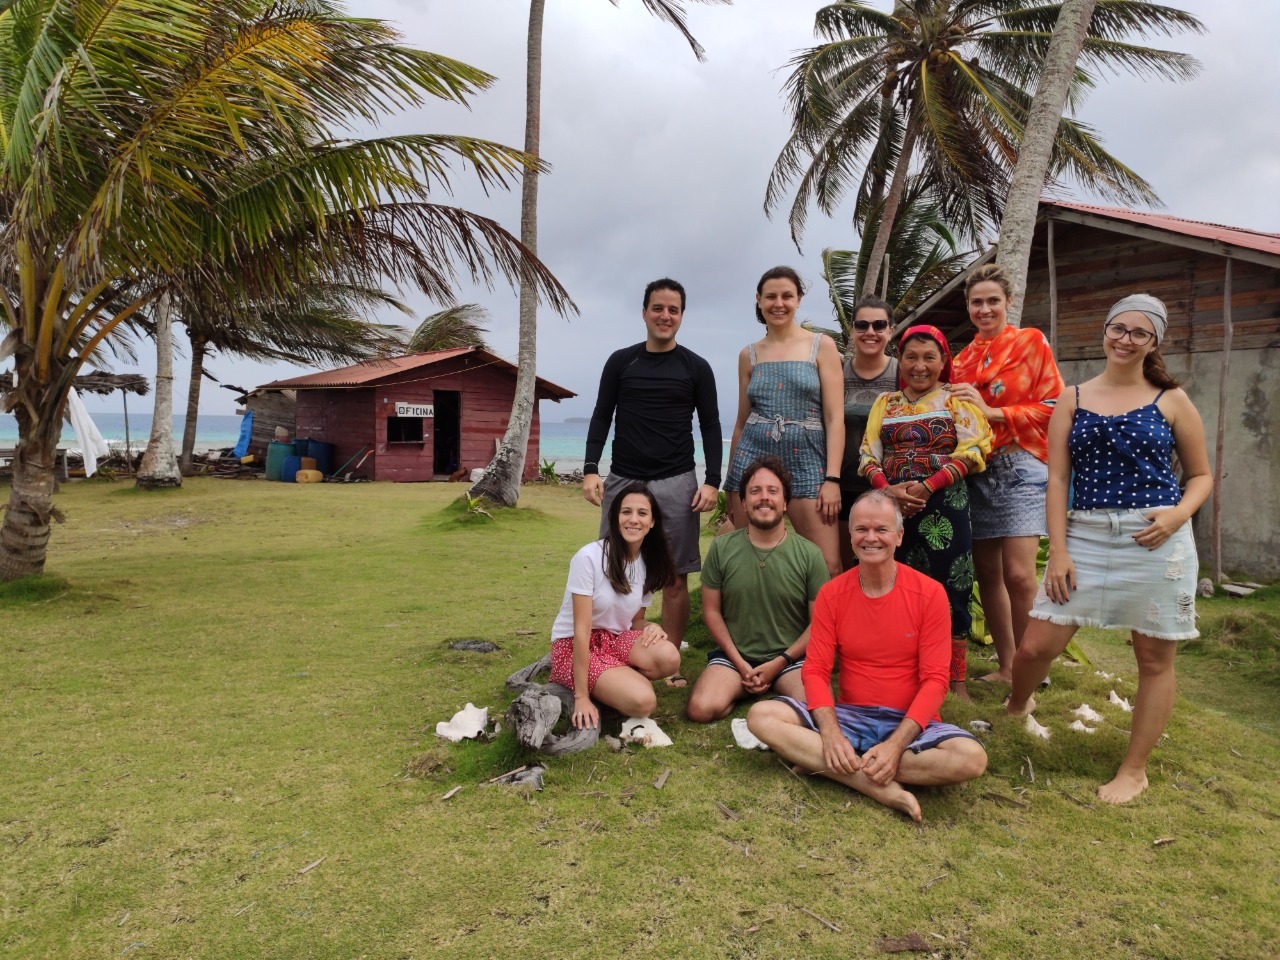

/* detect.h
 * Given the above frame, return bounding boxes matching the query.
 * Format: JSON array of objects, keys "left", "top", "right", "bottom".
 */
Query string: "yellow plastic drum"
[{"left": 295, "top": 469, "right": 324, "bottom": 484}]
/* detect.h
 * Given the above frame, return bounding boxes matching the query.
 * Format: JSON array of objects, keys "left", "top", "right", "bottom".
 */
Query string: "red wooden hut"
[{"left": 260, "top": 348, "right": 575, "bottom": 482}]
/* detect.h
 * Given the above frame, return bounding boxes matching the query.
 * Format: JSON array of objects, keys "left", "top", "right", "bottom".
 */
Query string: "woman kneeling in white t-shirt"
[{"left": 550, "top": 483, "right": 680, "bottom": 730}]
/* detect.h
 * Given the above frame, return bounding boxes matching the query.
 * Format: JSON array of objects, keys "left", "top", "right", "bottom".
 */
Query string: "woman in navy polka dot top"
[{"left": 1005, "top": 294, "right": 1213, "bottom": 806}]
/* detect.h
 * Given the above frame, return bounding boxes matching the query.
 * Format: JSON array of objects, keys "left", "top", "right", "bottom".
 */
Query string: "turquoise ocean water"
[
  {"left": 0, "top": 413, "right": 726, "bottom": 472},
  {"left": 538, "top": 419, "right": 726, "bottom": 475},
  {"left": 0, "top": 412, "right": 244, "bottom": 453}
]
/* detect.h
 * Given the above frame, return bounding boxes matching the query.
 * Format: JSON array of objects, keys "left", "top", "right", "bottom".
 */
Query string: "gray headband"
[{"left": 1107, "top": 294, "right": 1167, "bottom": 344}]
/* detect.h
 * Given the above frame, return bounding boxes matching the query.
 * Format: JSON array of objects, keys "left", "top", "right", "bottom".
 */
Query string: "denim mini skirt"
[
  {"left": 968, "top": 448, "right": 1048, "bottom": 539},
  {"left": 1029, "top": 508, "right": 1199, "bottom": 641}
]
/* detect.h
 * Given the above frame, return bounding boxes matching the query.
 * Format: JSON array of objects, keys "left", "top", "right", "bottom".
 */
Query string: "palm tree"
[
  {"left": 768, "top": 1, "right": 1203, "bottom": 299},
  {"left": 821, "top": 178, "right": 973, "bottom": 347},
  {"left": 469, "top": 0, "right": 731, "bottom": 508},
  {"left": 0, "top": 0, "right": 572, "bottom": 581},
  {"left": 407, "top": 304, "right": 493, "bottom": 353},
  {"left": 995, "top": 0, "right": 1095, "bottom": 325},
  {"left": 176, "top": 283, "right": 409, "bottom": 474}
]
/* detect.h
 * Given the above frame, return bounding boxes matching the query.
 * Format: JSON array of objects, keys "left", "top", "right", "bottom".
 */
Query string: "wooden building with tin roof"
[
  {"left": 900, "top": 201, "right": 1280, "bottom": 579},
  {"left": 260, "top": 348, "right": 575, "bottom": 483}
]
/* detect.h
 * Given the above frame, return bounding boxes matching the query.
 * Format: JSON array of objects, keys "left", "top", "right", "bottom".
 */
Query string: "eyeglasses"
[
  {"left": 852, "top": 319, "right": 891, "bottom": 332},
  {"left": 1104, "top": 322, "right": 1156, "bottom": 346}
]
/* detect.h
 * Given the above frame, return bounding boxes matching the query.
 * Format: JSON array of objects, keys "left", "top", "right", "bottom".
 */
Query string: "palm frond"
[{"left": 407, "top": 303, "right": 492, "bottom": 353}]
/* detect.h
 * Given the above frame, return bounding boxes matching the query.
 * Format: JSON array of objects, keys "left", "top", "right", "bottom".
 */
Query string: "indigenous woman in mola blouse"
[
  {"left": 949, "top": 263, "right": 1065, "bottom": 687},
  {"left": 1007, "top": 295, "right": 1212, "bottom": 804},
  {"left": 860, "top": 325, "right": 993, "bottom": 700}
]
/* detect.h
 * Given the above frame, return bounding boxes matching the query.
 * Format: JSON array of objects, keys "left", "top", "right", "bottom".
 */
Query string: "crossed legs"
[
  {"left": 745, "top": 700, "right": 988, "bottom": 822},
  {"left": 686, "top": 663, "right": 804, "bottom": 724}
]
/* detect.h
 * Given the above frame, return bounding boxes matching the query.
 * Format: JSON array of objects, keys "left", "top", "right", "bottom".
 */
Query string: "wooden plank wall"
[
  {"left": 295, "top": 388, "right": 376, "bottom": 478},
  {"left": 290, "top": 358, "right": 543, "bottom": 482},
  {"left": 1018, "top": 224, "right": 1280, "bottom": 362},
  {"left": 244, "top": 390, "right": 297, "bottom": 458}
]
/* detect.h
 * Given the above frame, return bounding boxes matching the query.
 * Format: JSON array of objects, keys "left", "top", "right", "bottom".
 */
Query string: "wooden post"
[
  {"left": 1047, "top": 220, "right": 1059, "bottom": 353},
  {"left": 1212, "top": 258, "right": 1232, "bottom": 583}
]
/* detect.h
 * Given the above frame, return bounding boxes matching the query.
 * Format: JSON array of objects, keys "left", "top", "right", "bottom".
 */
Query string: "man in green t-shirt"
[{"left": 686, "top": 456, "right": 830, "bottom": 723}]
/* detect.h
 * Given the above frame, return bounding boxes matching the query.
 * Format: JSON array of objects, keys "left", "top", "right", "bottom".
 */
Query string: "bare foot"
[
  {"left": 849, "top": 774, "right": 923, "bottom": 822},
  {"left": 949, "top": 681, "right": 972, "bottom": 702},
  {"left": 1098, "top": 768, "right": 1149, "bottom": 804},
  {"left": 873, "top": 780, "right": 923, "bottom": 822},
  {"left": 976, "top": 670, "right": 1011, "bottom": 685},
  {"left": 1005, "top": 693, "right": 1037, "bottom": 717}
]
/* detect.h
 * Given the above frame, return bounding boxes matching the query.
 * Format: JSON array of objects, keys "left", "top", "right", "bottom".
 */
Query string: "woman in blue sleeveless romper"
[
  {"left": 1006, "top": 294, "right": 1213, "bottom": 805},
  {"left": 726, "top": 267, "right": 846, "bottom": 577}
]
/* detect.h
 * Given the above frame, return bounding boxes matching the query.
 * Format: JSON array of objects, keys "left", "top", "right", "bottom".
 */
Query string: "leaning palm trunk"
[
  {"left": 997, "top": 0, "right": 1098, "bottom": 327},
  {"left": 179, "top": 334, "right": 207, "bottom": 475},
  {"left": 136, "top": 296, "right": 182, "bottom": 489},
  {"left": 470, "top": 0, "right": 546, "bottom": 507},
  {"left": 860, "top": 118, "right": 918, "bottom": 300}
]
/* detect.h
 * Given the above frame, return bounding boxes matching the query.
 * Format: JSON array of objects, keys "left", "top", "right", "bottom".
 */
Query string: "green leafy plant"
[
  {"left": 704, "top": 490, "right": 730, "bottom": 533},
  {"left": 538, "top": 459, "right": 559, "bottom": 484},
  {"left": 462, "top": 493, "right": 493, "bottom": 519}
]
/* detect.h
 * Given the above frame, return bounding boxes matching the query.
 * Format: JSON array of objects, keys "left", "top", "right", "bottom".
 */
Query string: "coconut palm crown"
[{"left": 767, "top": 0, "right": 1203, "bottom": 293}]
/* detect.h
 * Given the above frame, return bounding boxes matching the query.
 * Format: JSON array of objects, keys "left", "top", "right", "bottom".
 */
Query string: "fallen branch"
[
  {"left": 796, "top": 906, "right": 840, "bottom": 932},
  {"left": 716, "top": 801, "right": 742, "bottom": 821},
  {"left": 982, "top": 792, "right": 1030, "bottom": 809}
]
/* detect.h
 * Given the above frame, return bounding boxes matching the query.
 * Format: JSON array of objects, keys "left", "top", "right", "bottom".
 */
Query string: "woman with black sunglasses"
[{"left": 837, "top": 296, "right": 899, "bottom": 569}]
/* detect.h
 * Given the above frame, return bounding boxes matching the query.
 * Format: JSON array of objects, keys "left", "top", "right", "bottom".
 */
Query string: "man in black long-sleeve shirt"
[{"left": 583, "top": 278, "right": 722, "bottom": 657}]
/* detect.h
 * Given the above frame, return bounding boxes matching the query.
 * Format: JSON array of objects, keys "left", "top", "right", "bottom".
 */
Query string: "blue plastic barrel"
[
  {"left": 282, "top": 455, "right": 302, "bottom": 483},
  {"left": 306, "top": 440, "right": 334, "bottom": 477},
  {"left": 293, "top": 438, "right": 310, "bottom": 458},
  {"left": 265, "top": 441, "right": 293, "bottom": 481}
]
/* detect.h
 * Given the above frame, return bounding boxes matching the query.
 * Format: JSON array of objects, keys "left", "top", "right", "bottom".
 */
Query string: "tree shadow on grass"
[{"left": 0, "top": 573, "right": 71, "bottom": 606}]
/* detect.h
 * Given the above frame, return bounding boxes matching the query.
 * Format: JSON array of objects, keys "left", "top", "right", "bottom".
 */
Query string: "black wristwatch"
[
  {"left": 779, "top": 652, "right": 797, "bottom": 667},
  {"left": 822, "top": 475, "right": 840, "bottom": 485}
]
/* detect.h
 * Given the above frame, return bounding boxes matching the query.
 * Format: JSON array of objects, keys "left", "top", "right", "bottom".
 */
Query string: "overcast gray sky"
[{"left": 82, "top": 0, "right": 1280, "bottom": 418}]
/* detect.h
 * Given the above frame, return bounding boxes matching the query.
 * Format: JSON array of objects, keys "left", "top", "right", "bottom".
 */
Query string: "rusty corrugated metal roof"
[
  {"left": 1048, "top": 201, "right": 1280, "bottom": 258},
  {"left": 258, "top": 347, "right": 575, "bottom": 399}
]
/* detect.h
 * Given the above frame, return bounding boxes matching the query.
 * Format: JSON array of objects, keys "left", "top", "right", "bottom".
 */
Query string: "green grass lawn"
[{"left": 2, "top": 479, "right": 1277, "bottom": 959}]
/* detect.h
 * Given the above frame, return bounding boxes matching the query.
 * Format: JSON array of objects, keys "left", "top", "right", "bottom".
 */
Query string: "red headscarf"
[{"left": 897, "top": 324, "right": 953, "bottom": 389}]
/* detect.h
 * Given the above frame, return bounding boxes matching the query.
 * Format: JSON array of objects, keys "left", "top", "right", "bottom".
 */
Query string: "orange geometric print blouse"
[{"left": 951, "top": 324, "right": 1064, "bottom": 463}]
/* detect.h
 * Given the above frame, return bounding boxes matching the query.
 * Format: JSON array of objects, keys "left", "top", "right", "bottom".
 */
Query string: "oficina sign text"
[{"left": 394, "top": 402, "right": 434, "bottom": 418}]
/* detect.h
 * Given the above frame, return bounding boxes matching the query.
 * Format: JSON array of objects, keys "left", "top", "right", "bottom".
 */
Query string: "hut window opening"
[{"left": 387, "top": 416, "right": 425, "bottom": 443}]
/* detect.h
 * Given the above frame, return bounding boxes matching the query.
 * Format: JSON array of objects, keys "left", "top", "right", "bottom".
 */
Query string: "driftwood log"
[{"left": 505, "top": 655, "right": 599, "bottom": 756}]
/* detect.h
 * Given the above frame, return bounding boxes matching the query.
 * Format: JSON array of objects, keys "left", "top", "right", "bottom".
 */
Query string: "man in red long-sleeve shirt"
[{"left": 747, "top": 491, "right": 988, "bottom": 822}]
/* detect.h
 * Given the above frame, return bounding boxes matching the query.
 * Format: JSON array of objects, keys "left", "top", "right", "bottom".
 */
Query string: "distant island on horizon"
[{"left": 563, "top": 417, "right": 590, "bottom": 424}]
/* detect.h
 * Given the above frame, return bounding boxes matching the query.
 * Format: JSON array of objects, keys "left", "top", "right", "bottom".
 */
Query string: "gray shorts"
[
  {"left": 968, "top": 448, "right": 1048, "bottom": 540},
  {"left": 599, "top": 469, "right": 702, "bottom": 574}
]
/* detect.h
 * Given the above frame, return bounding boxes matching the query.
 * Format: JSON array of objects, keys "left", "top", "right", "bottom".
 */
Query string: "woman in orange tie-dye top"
[{"left": 948, "top": 263, "right": 1064, "bottom": 687}]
